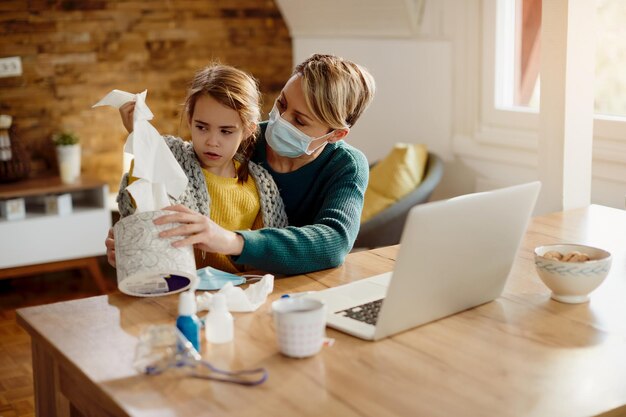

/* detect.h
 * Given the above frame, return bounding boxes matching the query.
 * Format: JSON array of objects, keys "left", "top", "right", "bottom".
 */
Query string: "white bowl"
[{"left": 534, "top": 244, "right": 612, "bottom": 304}]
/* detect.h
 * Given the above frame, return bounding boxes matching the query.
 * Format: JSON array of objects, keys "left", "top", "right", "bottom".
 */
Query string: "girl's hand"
[
  {"left": 105, "top": 227, "right": 116, "bottom": 267},
  {"left": 119, "top": 101, "right": 135, "bottom": 134},
  {"left": 154, "top": 205, "right": 245, "bottom": 256}
]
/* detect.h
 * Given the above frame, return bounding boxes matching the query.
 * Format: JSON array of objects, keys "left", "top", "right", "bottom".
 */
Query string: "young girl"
[{"left": 116, "top": 64, "right": 288, "bottom": 273}]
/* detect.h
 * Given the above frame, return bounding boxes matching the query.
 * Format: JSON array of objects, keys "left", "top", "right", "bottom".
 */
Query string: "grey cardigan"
[{"left": 117, "top": 135, "right": 288, "bottom": 228}]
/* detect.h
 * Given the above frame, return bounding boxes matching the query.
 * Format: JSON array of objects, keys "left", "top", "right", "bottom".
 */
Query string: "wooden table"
[{"left": 16, "top": 205, "right": 626, "bottom": 417}]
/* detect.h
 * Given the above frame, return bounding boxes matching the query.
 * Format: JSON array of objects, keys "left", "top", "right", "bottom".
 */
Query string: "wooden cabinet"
[{"left": 0, "top": 178, "right": 112, "bottom": 292}]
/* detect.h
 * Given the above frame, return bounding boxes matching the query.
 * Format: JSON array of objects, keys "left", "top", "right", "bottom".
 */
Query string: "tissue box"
[
  {"left": 114, "top": 210, "right": 196, "bottom": 297},
  {"left": 44, "top": 193, "right": 73, "bottom": 216},
  {"left": 0, "top": 198, "right": 26, "bottom": 221}
]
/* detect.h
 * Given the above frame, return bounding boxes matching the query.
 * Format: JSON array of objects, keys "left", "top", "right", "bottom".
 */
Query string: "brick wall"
[{"left": 0, "top": 0, "right": 292, "bottom": 191}]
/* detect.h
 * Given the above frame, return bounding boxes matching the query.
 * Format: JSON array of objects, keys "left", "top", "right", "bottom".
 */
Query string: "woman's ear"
[{"left": 328, "top": 127, "right": 350, "bottom": 143}]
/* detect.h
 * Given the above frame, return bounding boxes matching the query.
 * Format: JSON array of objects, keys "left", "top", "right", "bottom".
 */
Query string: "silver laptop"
[{"left": 307, "top": 181, "right": 541, "bottom": 341}]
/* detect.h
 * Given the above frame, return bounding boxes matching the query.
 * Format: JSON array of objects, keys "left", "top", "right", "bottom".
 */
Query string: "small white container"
[
  {"left": 44, "top": 193, "right": 73, "bottom": 216},
  {"left": 0, "top": 198, "right": 26, "bottom": 221},
  {"left": 205, "top": 294, "right": 234, "bottom": 344},
  {"left": 272, "top": 297, "right": 327, "bottom": 358}
]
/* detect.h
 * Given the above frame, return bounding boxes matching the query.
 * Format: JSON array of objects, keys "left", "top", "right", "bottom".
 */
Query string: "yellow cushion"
[{"left": 361, "top": 143, "right": 428, "bottom": 222}]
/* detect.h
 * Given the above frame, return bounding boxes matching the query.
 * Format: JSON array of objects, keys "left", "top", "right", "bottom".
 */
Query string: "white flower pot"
[{"left": 56, "top": 144, "right": 81, "bottom": 184}]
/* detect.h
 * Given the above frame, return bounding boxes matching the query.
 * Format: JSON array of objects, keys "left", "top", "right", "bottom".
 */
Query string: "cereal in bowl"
[{"left": 542, "top": 250, "right": 590, "bottom": 262}]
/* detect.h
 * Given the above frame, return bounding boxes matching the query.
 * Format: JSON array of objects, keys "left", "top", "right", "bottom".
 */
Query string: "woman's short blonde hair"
[{"left": 294, "top": 54, "right": 375, "bottom": 130}]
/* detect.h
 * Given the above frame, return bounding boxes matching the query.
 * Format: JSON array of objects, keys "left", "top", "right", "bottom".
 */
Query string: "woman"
[{"left": 107, "top": 54, "right": 375, "bottom": 275}]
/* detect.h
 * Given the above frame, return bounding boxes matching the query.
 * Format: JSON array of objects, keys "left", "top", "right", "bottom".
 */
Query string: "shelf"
[
  {"left": 0, "top": 178, "right": 112, "bottom": 271},
  {"left": 0, "top": 206, "right": 105, "bottom": 224},
  {"left": 0, "top": 177, "right": 107, "bottom": 199}
]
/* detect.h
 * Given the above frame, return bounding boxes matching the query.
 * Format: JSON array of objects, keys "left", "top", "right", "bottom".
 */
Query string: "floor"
[{"left": 0, "top": 258, "right": 117, "bottom": 417}]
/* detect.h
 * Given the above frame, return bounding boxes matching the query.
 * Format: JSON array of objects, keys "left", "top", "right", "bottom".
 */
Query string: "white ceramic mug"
[{"left": 272, "top": 297, "right": 327, "bottom": 358}]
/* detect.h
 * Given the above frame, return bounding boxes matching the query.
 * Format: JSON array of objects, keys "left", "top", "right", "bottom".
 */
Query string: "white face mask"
[{"left": 265, "top": 104, "right": 334, "bottom": 158}]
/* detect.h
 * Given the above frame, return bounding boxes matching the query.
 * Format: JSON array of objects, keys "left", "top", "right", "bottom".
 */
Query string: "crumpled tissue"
[
  {"left": 197, "top": 274, "right": 274, "bottom": 312},
  {"left": 92, "top": 89, "right": 188, "bottom": 211}
]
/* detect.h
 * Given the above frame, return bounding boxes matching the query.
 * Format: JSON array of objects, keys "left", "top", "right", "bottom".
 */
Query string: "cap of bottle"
[
  {"left": 178, "top": 291, "right": 197, "bottom": 316},
  {"left": 205, "top": 293, "right": 233, "bottom": 344},
  {"left": 211, "top": 293, "right": 228, "bottom": 312}
]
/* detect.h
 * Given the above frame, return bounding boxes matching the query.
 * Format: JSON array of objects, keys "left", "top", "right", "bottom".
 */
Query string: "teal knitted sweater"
[{"left": 234, "top": 122, "right": 369, "bottom": 275}]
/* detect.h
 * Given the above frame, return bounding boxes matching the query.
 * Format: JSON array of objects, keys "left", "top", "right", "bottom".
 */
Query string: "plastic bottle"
[
  {"left": 176, "top": 291, "right": 201, "bottom": 351},
  {"left": 205, "top": 293, "right": 234, "bottom": 344}
]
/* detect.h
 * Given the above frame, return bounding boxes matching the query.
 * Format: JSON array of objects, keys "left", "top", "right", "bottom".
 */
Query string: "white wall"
[{"left": 293, "top": 38, "right": 452, "bottom": 163}]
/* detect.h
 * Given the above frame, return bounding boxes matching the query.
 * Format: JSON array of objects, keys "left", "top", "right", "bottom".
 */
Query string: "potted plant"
[{"left": 52, "top": 131, "right": 81, "bottom": 184}]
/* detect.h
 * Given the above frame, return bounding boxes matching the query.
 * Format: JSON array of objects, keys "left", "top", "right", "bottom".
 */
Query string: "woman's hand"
[
  {"left": 119, "top": 101, "right": 135, "bottom": 134},
  {"left": 154, "top": 205, "right": 245, "bottom": 256},
  {"left": 105, "top": 227, "right": 116, "bottom": 267}
]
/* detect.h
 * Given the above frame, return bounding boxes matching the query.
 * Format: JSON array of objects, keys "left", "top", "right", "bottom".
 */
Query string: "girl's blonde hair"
[
  {"left": 184, "top": 64, "right": 261, "bottom": 183},
  {"left": 294, "top": 54, "right": 375, "bottom": 131}
]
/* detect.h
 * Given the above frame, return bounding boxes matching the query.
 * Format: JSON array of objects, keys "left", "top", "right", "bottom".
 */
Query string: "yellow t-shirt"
[
  {"left": 127, "top": 159, "right": 262, "bottom": 273},
  {"left": 197, "top": 161, "right": 263, "bottom": 272}
]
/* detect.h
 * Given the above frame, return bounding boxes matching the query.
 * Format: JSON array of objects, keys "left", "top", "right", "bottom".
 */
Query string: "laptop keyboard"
[{"left": 335, "top": 299, "right": 384, "bottom": 326}]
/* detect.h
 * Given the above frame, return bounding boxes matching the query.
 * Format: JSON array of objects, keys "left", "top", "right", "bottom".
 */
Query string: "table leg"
[
  {"left": 69, "top": 403, "right": 86, "bottom": 417},
  {"left": 84, "top": 257, "right": 108, "bottom": 294},
  {"left": 0, "top": 256, "right": 109, "bottom": 295},
  {"left": 32, "top": 339, "right": 70, "bottom": 417}
]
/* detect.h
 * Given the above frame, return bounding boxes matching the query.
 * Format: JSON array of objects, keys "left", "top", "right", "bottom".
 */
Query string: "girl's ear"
[
  {"left": 244, "top": 123, "right": 258, "bottom": 141},
  {"left": 328, "top": 127, "right": 350, "bottom": 143}
]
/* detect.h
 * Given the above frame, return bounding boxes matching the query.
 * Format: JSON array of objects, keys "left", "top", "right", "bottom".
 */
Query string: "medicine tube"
[{"left": 176, "top": 291, "right": 201, "bottom": 351}]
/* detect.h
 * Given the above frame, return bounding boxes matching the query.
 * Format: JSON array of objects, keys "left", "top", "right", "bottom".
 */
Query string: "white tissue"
[
  {"left": 92, "top": 89, "right": 188, "bottom": 212},
  {"left": 196, "top": 274, "right": 274, "bottom": 313},
  {"left": 93, "top": 89, "right": 135, "bottom": 108}
]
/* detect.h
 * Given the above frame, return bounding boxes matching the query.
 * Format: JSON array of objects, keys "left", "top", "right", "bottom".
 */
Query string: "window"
[
  {"left": 494, "top": 0, "right": 540, "bottom": 111},
  {"left": 495, "top": 0, "right": 626, "bottom": 118},
  {"left": 595, "top": 0, "right": 626, "bottom": 118}
]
